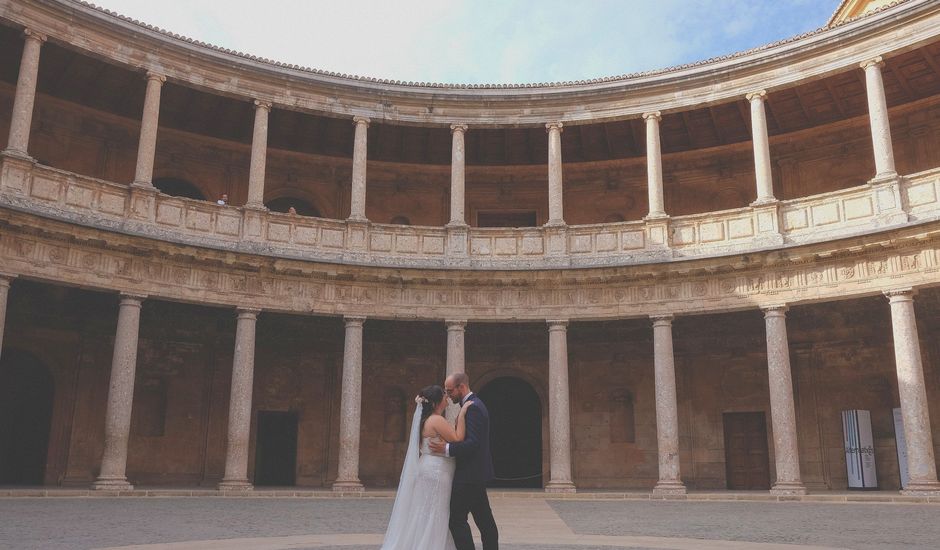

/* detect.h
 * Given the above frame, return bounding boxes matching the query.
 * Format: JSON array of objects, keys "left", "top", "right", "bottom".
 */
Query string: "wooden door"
[{"left": 723, "top": 412, "right": 771, "bottom": 490}]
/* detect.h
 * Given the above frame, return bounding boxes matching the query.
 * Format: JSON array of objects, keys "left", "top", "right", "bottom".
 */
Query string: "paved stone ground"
[{"left": 1, "top": 496, "right": 937, "bottom": 549}]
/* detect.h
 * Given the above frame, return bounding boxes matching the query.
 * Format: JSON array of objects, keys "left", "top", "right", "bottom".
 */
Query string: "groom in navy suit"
[{"left": 429, "top": 372, "right": 499, "bottom": 550}]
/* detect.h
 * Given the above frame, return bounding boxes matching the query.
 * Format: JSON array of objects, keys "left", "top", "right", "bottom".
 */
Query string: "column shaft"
[
  {"left": 546, "top": 320, "right": 575, "bottom": 492},
  {"left": 0, "top": 276, "right": 13, "bottom": 363},
  {"left": 546, "top": 122, "right": 565, "bottom": 226},
  {"left": 449, "top": 124, "right": 468, "bottom": 226},
  {"left": 886, "top": 289, "right": 940, "bottom": 494},
  {"left": 446, "top": 320, "right": 466, "bottom": 376},
  {"left": 92, "top": 294, "right": 145, "bottom": 490},
  {"left": 651, "top": 315, "right": 686, "bottom": 494},
  {"left": 245, "top": 100, "right": 271, "bottom": 208},
  {"left": 763, "top": 306, "right": 806, "bottom": 495},
  {"left": 862, "top": 58, "right": 897, "bottom": 179},
  {"left": 5, "top": 30, "right": 45, "bottom": 157},
  {"left": 643, "top": 112, "right": 666, "bottom": 218},
  {"left": 334, "top": 316, "right": 365, "bottom": 491},
  {"left": 348, "top": 117, "right": 370, "bottom": 221},
  {"left": 747, "top": 91, "right": 775, "bottom": 204},
  {"left": 131, "top": 73, "right": 166, "bottom": 187},
  {"left": 219, "top": 308, "right": 259, "bottom": 490}
]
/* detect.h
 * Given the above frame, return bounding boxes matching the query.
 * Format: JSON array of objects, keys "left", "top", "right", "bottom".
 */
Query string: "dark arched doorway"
[
  {"left": 478, "top": 376, "right": 542, "bottom": 488},
  {"left": 153, "top": 177, "right": 207, "bottom": 201},
  {"left": 265, "top": 197, "right": 321, "bottom": 217},
  {"left": 0, "top": 350, "right": 55, "bottom": 485}
]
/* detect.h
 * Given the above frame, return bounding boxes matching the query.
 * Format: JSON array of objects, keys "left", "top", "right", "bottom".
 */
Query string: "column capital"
[
  {"left": 762, "top": 304, "right": 789, "bottom": 317},
  {"left": 118, "top": 292, "right": 147, "bottom": 306},
  {"left": 22, "top": 28, "right": 48, "bottom": 43},
  {"left": 445, "top": 319, "right": 467, "bottom": 330},
  {"left": 236, "top": 307, "right": 261, "bottom": 319},
  {"left": 253, "top": 99, "right": 272, "bottom": 111},
  {"left": 344, "top": 315, "right": 367, "bottom": 326},
  {"left": 144, "top": 71, "right": 166, "bottom": 84},
  {"left": 545, "top": 121, "right": 564, "bottom": 133},
  {"left": 642, "top": 111, "right": 662, "bottom": 122},
  {"left": 353, "top": 116, "right": 371, "bottom": 127},
  {"left": 860, "top": 56, "right": 885, "bottom": 70},
  {"left": 547, "top": 319, "right": 569, "bottom": 330},
  {"left": 650, "top": 314, "right": 674, "bottom": 326},
  {"left": 884, "top": 287, "right": 915, "bottom": 302},
  {"left": 746, "top": 90, "right": 768, "bottom": 102},
  {"left": 450, "top": 123, "right": 468, "bottom": 134}
]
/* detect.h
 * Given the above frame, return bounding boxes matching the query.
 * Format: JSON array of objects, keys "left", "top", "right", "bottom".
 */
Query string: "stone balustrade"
[{"left": 3, "top": 154, "right": 940, "bottom": 270}]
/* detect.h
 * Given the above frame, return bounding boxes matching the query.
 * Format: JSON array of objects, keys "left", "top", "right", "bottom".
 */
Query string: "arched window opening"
[
  {"left": 604, "top": 213, "right": 625, "bottom": 223},
  {"left": 153, "top": 177, "right": 207, "bottom": 201},
  {"left": 389, "top": 216, "right": 411, "bottom": 226},
  {"left": 265, "top": 197, "right": 321, "bottom": 217}
]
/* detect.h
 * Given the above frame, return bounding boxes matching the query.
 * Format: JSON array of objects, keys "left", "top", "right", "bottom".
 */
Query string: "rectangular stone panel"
[
  {"left": 622, "top": 231, "right": 644, "bottom": 250},
  {"left": 216, "top": 213, "right": 241, "bottom": 236},
  {"left": 155, "top": 203, "right": 183, "bottom": 226},
  {"left": 810, "top": 203, "right": 840, "bottom": 226},
  {"left": 186, "top": 210, "right": 213, "bottom": 232},
  {"left": 29, "top": 176, "right": 61, "bottom": 201},
  {"left": 294, "top": 226, "right": 318, "bottom": 245},
  {"left": 422, "top": 236, "right": 444, "bottom": 254},
  {"left": 0, "top": 163, "right": 29, "bottom": 193},
  {"left": 370, "top": 232, "right": 392, "bottom": 252},
  {"left": 699, "top": 221, "right": 726, "bottom": 242},
  {"left": 906, "top": 180, "right": 938, "bottom": 207},
  {"left": 570, "top": 234, "right": 593, "bottom": 253},
  {"left": 494, "top": 237, "right": 517, "bottom": 255},
  {"left": 595, "top": 232, "right": 617, "bottom": 252},
  {"left": 321, "top": 228, "right": 345, "bottom": 248},
  {"left": 65, "top": 184, "right": 95, "bottom": 209},
  {"left": 783, "top": 208, "right": 808, "bottom": 230},
  {"left": 521, "top": 235, "right": 543, "bottom": 254},
  {"left": 396, "top": 234, "right": 419, "bottom": 253},
  {"left": 470, "top": 237, "right": 492, "bottom": 255},
  {"left": 843, "top": 196, "right": 874, "bottom": 220},
  {"left": 672, "top": 225, "right": 696, "bottom": 245},
  {"left": 98, "top": 191, "right": 127, "bottom": 215},
  {"left": 267, "top": 222, "right": 291, "bottom": 243}
]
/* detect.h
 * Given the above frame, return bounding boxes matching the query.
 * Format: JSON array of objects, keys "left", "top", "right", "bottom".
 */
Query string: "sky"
[{"left": 89, "top": 0, "right": 843, "bottom": 85}]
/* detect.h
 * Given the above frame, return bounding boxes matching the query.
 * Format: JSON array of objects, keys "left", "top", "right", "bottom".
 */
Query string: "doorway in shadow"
[
  {"left": 254, "top": 411, "right": 298, "bottom": 487},
  {"left": 478, "top": 376, "right": 542, "bottom": 488},
  {"left": 0, "top": 350, "right": 54, "bottom": 485}
]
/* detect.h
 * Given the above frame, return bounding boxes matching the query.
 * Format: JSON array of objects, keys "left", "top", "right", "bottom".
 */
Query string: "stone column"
[
  {"left": 4, "top": 29, "right": 46, "bottom": 158},
  {"left": 651, "top": 315, "right": 686, "bottom": 494},
  {"left": 92, "top": 293, "right": 146, "bottom": 491},
  {"left": 0, "top": 275, "right": 13, "bottom": 363},
  {"left": 245, "top": 100, "right": 271, "bottom": 209},
  {"left": 546, "top": 320, "right": 576, "bottom": 492},
  {"left": 643, "top": 112, "right": 667, "bottom": 219},
  {"left": 762, "top": 305, "right": 807, "bottom": 495},
  {"left": 861, "top": 57, "right": 898, "bottom": 180},
  {"left": 219, "top": 307, "right": 260, "bottom": 490},
  {"left": 131, "top": 72, "right": 166, "bottom": 188},
  {"left": 334, "top": 316, "right": 366, "bottom": 491},
  {"left": 545, "top": 122, "right": 565, "bottom": 226},
  {"left": 747, "top": 91, "right": 776, "bottom": 204},
  {"left": 446, "top": 319, "right": 466, "bottom": 376},
  {"left": 885, "top": 289, "right": 940, "bottom": 494},
  {"left": 348, "top": 117, "right": 370, "bottom": 222},
  {"left": 448, "top": 124, "right": 468, "bottom": 227}
]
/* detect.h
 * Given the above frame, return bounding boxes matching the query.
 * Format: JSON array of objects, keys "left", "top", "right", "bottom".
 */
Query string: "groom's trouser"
[{"left": 449, "top": 482, "right": 498, "bottom": 550}]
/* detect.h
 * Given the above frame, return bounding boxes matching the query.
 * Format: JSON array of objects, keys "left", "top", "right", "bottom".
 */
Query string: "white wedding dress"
[{"left": 381, "top": 405, "right": 458, "bottom": 550}]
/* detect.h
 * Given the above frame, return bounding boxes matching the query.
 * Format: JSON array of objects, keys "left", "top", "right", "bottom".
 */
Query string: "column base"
[
  {"left": 332, "top": 481, "right": 364, "bottom": 492},
  {"left": 770, "top": 482, "right": 807, "bottom": 495},
  {"left": 901, "top": 481, "right": 940, "bottom": 495},
  {"left": 652, "top": 481, "right": 687, "bottom": 495},
  {"left": 749, "top": 197, "right": 778, "bottom": 207},
  {"left": 91, "top": 477, "right": 133, "bottom": 491},
  {"left": 218, "top": 479, "right": 254, "bottom": 491},
  {"left": 544, "top": 481, "right": 577, "bottom": 494},
  {"left": 543, "top": 219, "right": 567, "bottom": 228},
  {"left": 0, "top": 148, "right": 34, "bottom": 162}
]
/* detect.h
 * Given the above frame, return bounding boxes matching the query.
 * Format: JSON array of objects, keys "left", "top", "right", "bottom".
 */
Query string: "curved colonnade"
[{"left": 1, "top": 0, "right": 940, "bottom": 496}]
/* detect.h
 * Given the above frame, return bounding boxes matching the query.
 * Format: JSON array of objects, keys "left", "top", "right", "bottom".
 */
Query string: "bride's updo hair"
[{"left": 417, "top": 385, "right": 445, "bottom": 443}]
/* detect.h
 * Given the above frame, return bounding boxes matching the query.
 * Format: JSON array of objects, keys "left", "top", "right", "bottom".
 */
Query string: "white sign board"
[
  {"left": 893, "top": 407, "right": 909, "bottom": 489},
  {"left": 842, "top": 409, "right": 877, "bottom": 489}
]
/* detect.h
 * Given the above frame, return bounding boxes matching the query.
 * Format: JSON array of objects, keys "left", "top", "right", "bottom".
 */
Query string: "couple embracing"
[{"left": 380, "top": 372, "right": 499, "bottom": 550}]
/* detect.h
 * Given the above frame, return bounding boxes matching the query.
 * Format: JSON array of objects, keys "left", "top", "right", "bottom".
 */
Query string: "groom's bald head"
[{"left": 444, "top": 372, "right": 470, "bottom": 403}]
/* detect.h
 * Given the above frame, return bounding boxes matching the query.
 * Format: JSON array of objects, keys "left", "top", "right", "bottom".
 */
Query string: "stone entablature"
[
  {"left": 0, "top": 0, "right": 936, "bottom": 126},
  {"left": 3, "top": 153, "right": 938, "bottom": 270},
  {"left": 1, "top": 199, "right": 938, "bottom": 322}
]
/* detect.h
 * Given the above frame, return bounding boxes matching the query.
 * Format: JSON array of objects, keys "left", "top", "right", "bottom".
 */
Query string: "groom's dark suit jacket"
[{"left": 448, "top": 394, "right": 494, "bottom": 485}]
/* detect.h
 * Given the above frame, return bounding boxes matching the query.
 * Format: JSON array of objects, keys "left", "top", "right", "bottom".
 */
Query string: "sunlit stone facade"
[{"left": 1, "top": 0, "right": 940, "bottom": 495}]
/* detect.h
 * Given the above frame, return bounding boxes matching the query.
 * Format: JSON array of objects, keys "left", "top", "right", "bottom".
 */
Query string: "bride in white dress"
[{"left": 381, "top": 385, "right": 471, "bottom": 550}]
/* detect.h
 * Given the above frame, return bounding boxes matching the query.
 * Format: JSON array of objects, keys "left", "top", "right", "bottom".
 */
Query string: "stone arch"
[
  {"left": 0, "top": 349, "right": 55, "bottom": 485},
  {"left": 152, "top": 177, "right": 207, "bottom": 201}
]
